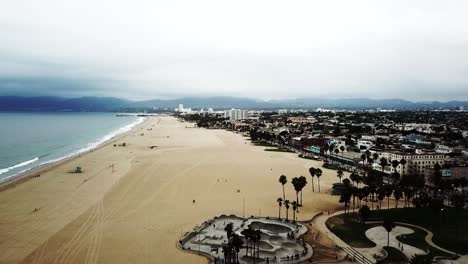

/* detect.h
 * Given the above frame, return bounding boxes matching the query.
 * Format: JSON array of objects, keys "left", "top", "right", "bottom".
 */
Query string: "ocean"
[{"left": 0, "top": 112, "right": 143, "bottom": 183}]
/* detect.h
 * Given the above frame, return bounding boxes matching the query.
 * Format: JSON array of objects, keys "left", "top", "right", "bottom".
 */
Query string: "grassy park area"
[
  {"left": 326, "top": 207, "right": 468, "bottom": 255},
  {"left": 325, "top": 213, "right": 376, "bottom": 247}
]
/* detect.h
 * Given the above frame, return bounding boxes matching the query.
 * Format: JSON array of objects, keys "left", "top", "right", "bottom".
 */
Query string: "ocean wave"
[
  {"left": 38, "top": 116, "right": 145, "bottom": 167},
  {"left": 0, "top": 116, "right": 146, "bottom": 183},
  {"left": 0, "top": 157, "right": 39, "bottom": 176}
]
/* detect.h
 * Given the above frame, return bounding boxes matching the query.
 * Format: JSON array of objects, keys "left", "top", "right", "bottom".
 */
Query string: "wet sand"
[{"left": 0, "top": 116, "right": 343, "bottom": 264}]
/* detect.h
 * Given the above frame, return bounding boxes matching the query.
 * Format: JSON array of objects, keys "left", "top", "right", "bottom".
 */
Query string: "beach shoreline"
[
  {"left": 0, "top": 115, "right": 148, "bottom": 191},
  {"left": 0, "top": 116, "right": 342, "bottom": 264}
]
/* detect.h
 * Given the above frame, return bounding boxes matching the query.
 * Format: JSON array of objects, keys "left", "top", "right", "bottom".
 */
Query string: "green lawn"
[
  {"left": 326, "top": 208, "right": 467, "bottom": 255},
  {"left": 371, "top": 207, "right": 468, "bottom": 255},
  {"left": 381, "top": 246, "right": 408, "bottom": 264},
  {"left": 325, "top": 213, "right": 376, "bottom": 248},
  {"left": 396, "top": 224, "right": 452, "bottom": 257}
]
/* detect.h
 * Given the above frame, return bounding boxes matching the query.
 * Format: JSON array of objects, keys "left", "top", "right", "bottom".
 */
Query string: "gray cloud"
[{"left": 1, "top": 0, "right": 468, "bottom": 101}]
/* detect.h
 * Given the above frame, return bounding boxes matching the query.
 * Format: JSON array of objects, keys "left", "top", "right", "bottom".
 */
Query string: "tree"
[
  {"left": 377, "top": 188, "right": 385, "bottom": 210},
  {"left": 279, "top": 175, "right": 287, "bottom": 200},
  {"left": 337, "top": 170, "right": 344, "bottom": 183},
  {"left": 380, "top": 157, "right": 388, "bottom": 175},
  {"left": 339, "top": 188, "right": 352, "bottom": 213},
  {"left": 410, "top": 254, "right": 433, "bottom": 264},
  {"left": 393, "top": 188, "right": 402, "bottom": 208},
  {"left": 292, "top": 201, "right": 298, "bottom": 222},
  {"left": 308, "top": 167, "right": 316, "bottom": 192},
  {"left": 350, "top": 172, "right": 359, "bottom": 186},
  {"left": 224, "top": 222, "right": 234, "bottom": 263},
  {"left": 298, "top": 175, "right": 307, "bottom": 206},
  {"left": 382, "top": 217, "right": 396, "bottom": 246},
  {"left": 284, "top": 200, "right": 290, "bottom": 221},
  {"left": 359, "top": 205, "right": 371, "bottom": 223},
  {"left": 384, "top": 185, "right": 393, "bottom": 209},
  {"left": 276, "top": 197, "right": 283, "bottom": 219},
  {"left": 291, "top": 177, "right": 302, "bottom": 206},
  {"left": 232, "top": 234, "right": 243, "bottom": 263},
  {"left": 340, "top": 145, "right": 345, "bottom": 164},
  {"left": 450, "top": 193, "right": 465, "bottom": 238},
  {"left": 241, "top": 229, "right": 252, "bottom": 258},
  {"left": 315, "top": 168, "right": 323, "bottom": 192},
  {"left": 399, "top": 158, "right": 407, "bottom": 177},
  {"left": 373, "top": 152, "right": 379, "bottom": 161}
]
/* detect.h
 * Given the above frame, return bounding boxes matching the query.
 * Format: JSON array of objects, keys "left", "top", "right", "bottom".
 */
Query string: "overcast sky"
[{"left": 1, "top": 0, "right": 468, "bottom": 101}]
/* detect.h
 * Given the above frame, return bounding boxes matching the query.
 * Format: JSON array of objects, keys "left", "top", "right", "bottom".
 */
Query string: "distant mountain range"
[{"left": 0, "top": 96, "right": 467, "bottom": 112}]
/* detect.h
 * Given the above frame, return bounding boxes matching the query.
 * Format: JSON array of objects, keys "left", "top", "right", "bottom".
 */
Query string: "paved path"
[
  {"left": 311, "top": 210, "right": 460, "bottom": 264},
  {"left": 312, "top": 211, "right": 376, "bottom": 264},
  {"left": 366, "top": 221, "right": 458, "bottom": 256},
  {"left": 364, "top": 226, "right": 426, "bottom": 259}
]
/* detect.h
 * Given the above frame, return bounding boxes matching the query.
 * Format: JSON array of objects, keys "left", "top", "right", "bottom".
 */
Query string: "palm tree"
[
  {"left": 315, "top": 168, "right": 323, "bottom": 192},
  {"left": 291, "top": 177, "right": 301, "bottom": 206},
  {"left": 232, "top": 234, "right": 243, "bottom": 263},
  {"left": 298, "top": 175, "right": 307, "bottom": 206},
  {"left": 350, "top": 172, "right": 359, "bottom": 186},
  {"left": 284, "top": 200, "right": 290, "bottom": 221},
  {"left": 384, "top": 185, "right": 393, "bottom": 209},
  {"left": 276, "top": 197, "right": 283, "bottom": 219},
  {"left": 279, "top": 175, "right": 287, "bottom": 200},
  {"left": 361, "top": 153, "right": 367, "bottom": 173},
  {"left": 377, "top": 188, "right": 385, "bottom": 210},
  {"left": 383, "top": 218, "right": 396, "bottom": 246},
  {"left": 340, "top": 145, "right": 345, "bottom": 165},
  {"left": 240, "top": 229, "right": 251, "bottom": 258},
  {"left": 399, "top": 158, "right": 407, "bottom": 177},
  {"left": 359, "top": 205, "right": 371, "bottom": 223},
  {"left": 393, "top": 188, "right": 402, "bottom": 208},
  {"left": 291, "top": 201, "right": 298, "bottom": 222},
  {"left": 254, "top": 229, "right": 261, "bottom": 260},
  {"left": 339, "top": 188, "right": 352, "bottom": 213},
  {"left": 373, "top": 152, "right": 379, "bottom": 161},
  {"left": 391, "top": 160, "right": 400, "bottom": 182},
  {"left": 380, "top": 157, "right": 388, "bottom": 175},
  {"left": 308, "top": 167, "right": 316, "bottom": 192},
  {"left": 337, "top": 170, "right": 344, "bottom": 183}
]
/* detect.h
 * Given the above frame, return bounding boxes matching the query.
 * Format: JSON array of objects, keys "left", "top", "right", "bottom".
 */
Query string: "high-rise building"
[{"left": 224, "top": 109, "right": 249, "bottom": 120}]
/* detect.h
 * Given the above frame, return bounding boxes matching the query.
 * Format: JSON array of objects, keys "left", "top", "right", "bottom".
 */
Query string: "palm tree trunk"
[
  {"left": 282, "top": 185, "right": 285, "bottom": 200},
  {"left": 318, "top": 178, "right": 321, "bottom": 192},
  {"left": 278, "top": 206, "right": 281, "bottom": 219},
  {"left": 311, "top": 178, "right": 314, "bottom": 192}
]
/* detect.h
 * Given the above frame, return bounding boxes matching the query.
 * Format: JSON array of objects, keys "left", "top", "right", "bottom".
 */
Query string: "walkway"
[
  {"left": 312, "top": 210, "right": 460, "bottom": 264},
  {"left": 312, "top": 211, "right": 376, "bottom": 264},
  {"left": 366, "top": 221, "right": 459, "bottom": 256},
  {"left": 364, "top": 226, "right": 426, "bottom": 259}
]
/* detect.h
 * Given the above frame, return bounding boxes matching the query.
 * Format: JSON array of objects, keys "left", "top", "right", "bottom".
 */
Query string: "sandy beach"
[{"left": 0, "top": 116, "right": 344, "bottom": 264}]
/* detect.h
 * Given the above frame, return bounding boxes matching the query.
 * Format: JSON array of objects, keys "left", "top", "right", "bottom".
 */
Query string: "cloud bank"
[{"left": 1, "top": 0, "right": 468, "bottom": 100}]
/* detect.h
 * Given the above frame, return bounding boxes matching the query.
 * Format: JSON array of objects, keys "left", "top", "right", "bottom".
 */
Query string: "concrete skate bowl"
[
  {"left": 248, "top": 221, "right": 292, "bottom": 233},
  {"left": 258, "top": 240, "right": 274, "bottom": 250},
  {"left": 269, "top": 235, "right": 283, "bottom": 244},
  {"left": 281, "top": 241, "right": 303, "bottom": 251}
]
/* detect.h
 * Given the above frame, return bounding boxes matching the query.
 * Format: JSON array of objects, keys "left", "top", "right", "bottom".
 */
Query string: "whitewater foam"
[
  {"left": 0, "top": 116, "right": 145, "bottom": 183},
  {"left": 0, "top": 157, "right": 39, "bottom": 176}
]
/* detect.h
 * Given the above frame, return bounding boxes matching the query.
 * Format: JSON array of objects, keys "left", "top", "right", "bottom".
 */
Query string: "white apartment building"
[
  {"left": 377, "top": 151, "right": 447, "bottom": 176},
  {"left": 357, "top": 140, "right": 373, "bottom": 151},
  {"left": 224, "top": 109, "right": 249, "bottom": 120}
]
